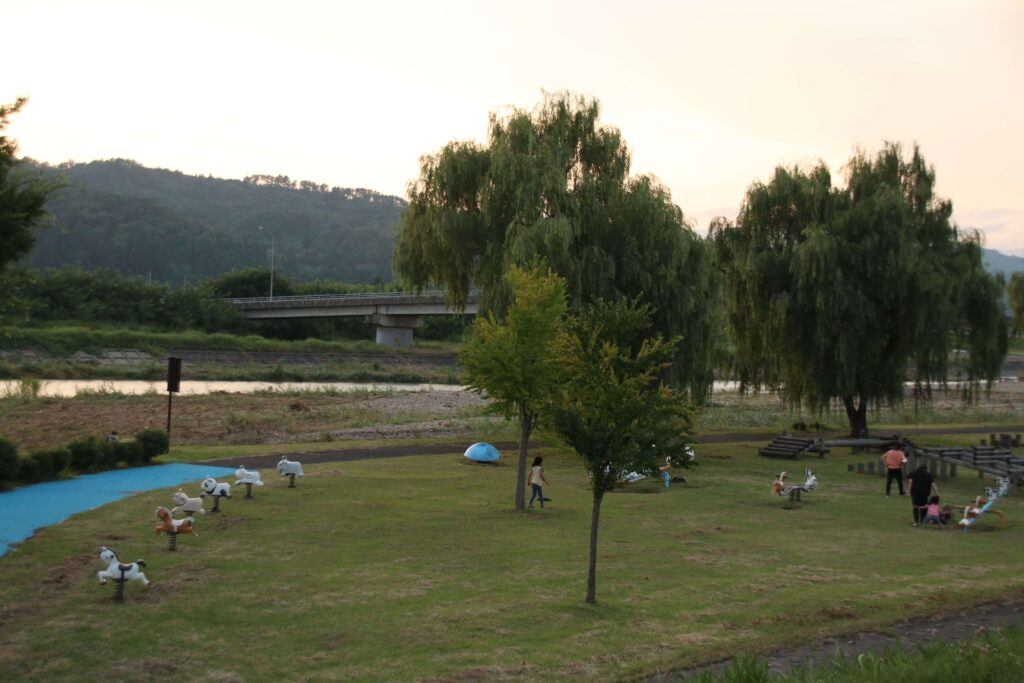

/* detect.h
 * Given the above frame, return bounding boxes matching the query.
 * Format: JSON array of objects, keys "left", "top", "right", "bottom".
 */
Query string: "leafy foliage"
[
  {"left": 1009, "top": 272, "right": 1024, "bottom": 337},
  {"left": 0, "top": 98, "right": 63, "bottom": 296},
  {"left": 460, "top": 265, "right": 567, "bottom": 508},
  {"left": 712, "top": 144, "right": 1008, "bottom": 436},
  {"left": 547, "top": 298, "right": 694, "bottom": 602},
  {"left": 395, "top": 92, "right": 720, "bottom": 397}
]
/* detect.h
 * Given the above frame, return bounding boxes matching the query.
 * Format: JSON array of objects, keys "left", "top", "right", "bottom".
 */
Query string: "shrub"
[
  {"left": 26, "top": 450, "right": 55, "bottom": 481},
  {"left": 0, "top": 436, "right": 19, "bottom": 483},
  {"left": 68, "top": 435, "right": 104, "bottom": 471},
  {"left": 114, "top": 440, "right": 144, "bottom": 466},
  {"left": 97, "top": 441, "right": 119, "bottom": 469},
  {"left": 135, "top": 429, "right": 169, "bottom": 461},
  {"left": 48, "top": 447, "right": 71, "bottom": 474}
]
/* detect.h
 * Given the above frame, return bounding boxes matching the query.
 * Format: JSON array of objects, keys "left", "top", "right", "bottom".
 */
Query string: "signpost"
[{"left": 166, "top": 357, "right": 181, "bottom": 450}]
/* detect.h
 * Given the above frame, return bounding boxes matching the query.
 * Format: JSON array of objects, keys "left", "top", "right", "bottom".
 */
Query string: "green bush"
[
  {"left": 97, "top": 441, "right": 119, "bottom": 469},
  {"left": 24, "top": 450, "right": 55, "bottom": 482},
  {"left": 135, "top": 429, "right": 169, "bottom": 461},
  {"left": 48, "top": 446, "right": 71, "bottom": 474},
  {"left": 68, "top": 435, "right": 104, "bottom": 471},
  {"left": 113, "top": 440, "right": 144, "bottom": 466},
  {"left": 0, "top": 436, "right": 19, "bottom": 483}
]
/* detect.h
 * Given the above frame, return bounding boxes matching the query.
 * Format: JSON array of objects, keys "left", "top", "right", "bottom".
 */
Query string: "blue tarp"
[{"left": 0, "top": 464, "right": 235, "bottom": 556}]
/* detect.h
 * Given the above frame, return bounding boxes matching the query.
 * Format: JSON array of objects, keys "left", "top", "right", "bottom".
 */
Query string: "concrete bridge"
[{"left": 228, "top": 290, "right": 480, "bottom": 347}]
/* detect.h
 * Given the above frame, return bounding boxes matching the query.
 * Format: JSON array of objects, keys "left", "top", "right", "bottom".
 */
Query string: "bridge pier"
[{"left": 372, "top": 314, "right": 423, "bottom": 348}]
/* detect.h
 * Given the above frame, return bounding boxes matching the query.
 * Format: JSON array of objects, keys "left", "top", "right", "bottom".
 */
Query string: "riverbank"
[{"left": 2, "top": 378, "right": 1022, "bottom": 452}]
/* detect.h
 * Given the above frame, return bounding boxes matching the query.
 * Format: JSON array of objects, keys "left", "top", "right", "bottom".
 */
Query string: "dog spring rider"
[
  {"left": 235, "top": 466, "right": 263, "bottom": 499},
  {"left": 772, "top": 469, "right": 818, "bottom": 503},
  {"left": 155, "top": 506, "right": 198, "bottom": 551},
  {"left": 171, "top": 489, "right": 205, "bottom": 516},
  {"left": 277, "top": 457, "right": 304, "bottom": 488},
  {"left": 200, "top": 477, "right": 232, "bottom": 512},
  {"left": 97, "top": 546, "right": 148, "bottom": 602}
]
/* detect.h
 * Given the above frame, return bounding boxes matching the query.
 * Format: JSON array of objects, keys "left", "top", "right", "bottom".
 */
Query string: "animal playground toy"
[
  {"left": 277, "top": 457, "right": 304, "bottom": 487},
  {"left": 464, "top": 442, "right": 500, "bottom": 463},
  {"left": 957, "top": 477, "right": 1011, "bottom": 531},
  {"left": 772, "top": 469, "right": 818, "bottom": 503},
  {"left": 97, "top": 546, "right": 148, "bottom": 602},
  {"left": 155, "top": 506, "right": 198, "bottom": 551},
  {"left": 234, "top": 466, "right": 264, "bottom": 498},
  {"left": 200, "top": 476, "right": 232, "bottom": 512},
  {"left": 170, "top": 490, "right": 205, "bottom": 516}
]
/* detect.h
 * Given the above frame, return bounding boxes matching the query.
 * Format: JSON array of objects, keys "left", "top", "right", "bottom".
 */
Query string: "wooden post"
[
  {"left": 857, "top": 463, "right": 865, "bottom": 473},
  {"left": 867, "top": 462, "right": 876, "bottom": 475},
  {"left": 939, "top": 461, "right": 948, "bottom": 481},
  {"left": 950, "top": 463, "right": 957, "bottom": 478},
  {"left": 928, "top": 458, "right": 938, "bottom": 476}
]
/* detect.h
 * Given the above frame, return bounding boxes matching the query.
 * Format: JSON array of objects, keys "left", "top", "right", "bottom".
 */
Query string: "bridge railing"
[{"left": 227, "top": 289, "right": 480, "bottom": 306}]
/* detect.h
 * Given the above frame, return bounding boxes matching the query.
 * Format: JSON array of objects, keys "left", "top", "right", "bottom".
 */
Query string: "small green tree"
[
  {"left": 547, "top": 299, "right": 694, "bottom": 604},
  {"left": 460, "top": 265, "right": 567, "bottom": 510}
]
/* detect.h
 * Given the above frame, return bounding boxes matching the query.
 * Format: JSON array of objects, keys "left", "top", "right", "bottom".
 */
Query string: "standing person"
[
  {"left": 907, "top": 463, "right": 937, "bottom": 526},
  {"left": 882, "top": 445, "right": 908, "bottom": 496},
  {"left": 528, "top": 456, "right": 549, "bottom": 509}
]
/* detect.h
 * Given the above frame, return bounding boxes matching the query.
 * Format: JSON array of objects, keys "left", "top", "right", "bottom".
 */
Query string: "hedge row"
[{"left": 0, "top": 429, "right": 170, "bottom": 485}]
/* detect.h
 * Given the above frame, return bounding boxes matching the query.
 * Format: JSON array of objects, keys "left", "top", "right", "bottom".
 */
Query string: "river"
[{"left": 0, "top": 379, "right": 468, "bottom": 398}]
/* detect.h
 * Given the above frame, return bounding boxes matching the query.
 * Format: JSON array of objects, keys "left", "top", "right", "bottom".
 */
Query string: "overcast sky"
[{"left": 4, "top": 0, "right": 1022, "bottom": 255}]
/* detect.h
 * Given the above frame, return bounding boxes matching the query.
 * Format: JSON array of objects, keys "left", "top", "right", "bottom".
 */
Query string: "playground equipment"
[
  {"left": 170, "top": 490, "right": 205, "bottom": 516},
  {"left": 277, "top": 457, "right": 304, "bottom": 487},
  {"left": 772, "top": 469, "right": 818, "bottom": 503},
  {"left": 96, "top": 546, "right": 148, "bottom": 602},
  {"left": 234, "top": 466, "right": 264, "bottom": 498},
  {"left": 154, "top": 506, "right": 197, "bottom": 551},
  {"left": 957, "top": 477, "right": 1011, "bottom": 531},
  {"left": 200, "top": 477, "right": 231, "bottom": 512},
  {"left": 464, "top": 442, "right": 500, "bottom": 463}
]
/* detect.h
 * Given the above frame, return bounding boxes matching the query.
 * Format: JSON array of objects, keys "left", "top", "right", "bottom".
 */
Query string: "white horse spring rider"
[
  {"left": 277, "top": 457, "right": 304, "bottom": 478},
  {"left": 200, "top": 477, "right": 232, "bottom": 498},
  {"left": 170, "top": 490, "right": 205, "bottom": 515},
  {"left": 235, "top": 466, "right": 263, "bottom": 487},
  {"left": 97, "top": 546, "right": 149, "bottom": 586}
]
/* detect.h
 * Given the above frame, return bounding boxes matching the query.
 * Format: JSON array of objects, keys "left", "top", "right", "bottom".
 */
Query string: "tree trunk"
[
  {"left": 842, "top": 395, "right": 869, "bottom": 438},
  {"left": 585, "top": 489, "right": 604, "bottom": 604},
  {"left": 515, "top": 407, "right": 532, "bottom": 510}
]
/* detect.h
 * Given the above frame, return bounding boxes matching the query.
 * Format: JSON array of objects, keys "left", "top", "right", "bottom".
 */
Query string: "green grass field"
[{"left": 1, "top": 434, "right": 1022, "bottom": 681}]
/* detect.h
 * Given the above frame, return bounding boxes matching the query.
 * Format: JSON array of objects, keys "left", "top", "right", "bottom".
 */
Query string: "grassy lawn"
[{"left": 1, "top": 435, "right": 1022, "bottom": 681}]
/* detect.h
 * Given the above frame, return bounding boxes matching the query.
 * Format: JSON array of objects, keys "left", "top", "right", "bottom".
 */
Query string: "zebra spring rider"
[
  {"left": 235, "top": 466, "right": 264, "bottom": 499},
  {"left": 772, "top": 469, "right": 818, "bottom": 503},
  {"left": 200, "top": 476, "right": 231, "bottom": 512},
  {"left": 277, "top": 457, "right": 304, "bottom": 488},
  {"left": 959, "top": 477, "right": 1011, "bottom": 531},
  {"left": 96, "top": 546, "right": 148, "bottom": 602},
  {"left": 155, "top": 506, "right": 198, "bottom": 551}
]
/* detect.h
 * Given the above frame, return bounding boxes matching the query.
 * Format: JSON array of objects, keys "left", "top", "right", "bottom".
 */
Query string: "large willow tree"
[
  {"left": 394, "top": 93, "right": 719, "bottom": 397},
  {"left": 712, "top": 143, "right": 1007, "bottom": 437}
]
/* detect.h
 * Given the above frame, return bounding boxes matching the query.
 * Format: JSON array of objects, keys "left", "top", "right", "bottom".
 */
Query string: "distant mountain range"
[
  {"left": 23, "top": 158, "right": 1023, "bottom": 287},
  {"left": 26, "top": 159, "right": 404, "bottom": 284},
  {"left": 982, "top": 248, "right": 1024, "bottom": 278}
]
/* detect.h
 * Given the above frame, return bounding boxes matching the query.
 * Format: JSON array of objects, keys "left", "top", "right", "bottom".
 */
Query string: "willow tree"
[
  {"left": 712, "top": 143, "right": 1007, "bottom": 437},
  {"left": 394, "top": 92, "right": 719, "bottom": 397},
  {"left": 1009, "top": 272, "right": 1024, "bottom": 338}
]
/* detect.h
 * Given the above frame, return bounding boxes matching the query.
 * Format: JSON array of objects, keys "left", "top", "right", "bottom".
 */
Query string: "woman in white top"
[{"left": 528, "top": 456, "right": 550, "bottom": 508}]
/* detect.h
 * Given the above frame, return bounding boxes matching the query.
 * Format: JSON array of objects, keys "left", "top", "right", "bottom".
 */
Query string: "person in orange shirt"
[{"left": 882, "top": 446, "right": 908, "bottom": 496}]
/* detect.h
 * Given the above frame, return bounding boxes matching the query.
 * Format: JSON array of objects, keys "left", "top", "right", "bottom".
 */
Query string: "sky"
[{"left": 4, "top": 0, "right": 1023, "bottom": 256}]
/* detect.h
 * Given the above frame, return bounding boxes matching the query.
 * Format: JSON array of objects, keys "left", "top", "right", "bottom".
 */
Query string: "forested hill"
[{"left": 24, "top": 159, "right": 405, "bottom": 284}]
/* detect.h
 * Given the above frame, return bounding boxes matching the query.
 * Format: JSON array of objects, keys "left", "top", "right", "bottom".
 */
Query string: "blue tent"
[{"left": 464, "top": 442, "right": 500, "bottom": 463}]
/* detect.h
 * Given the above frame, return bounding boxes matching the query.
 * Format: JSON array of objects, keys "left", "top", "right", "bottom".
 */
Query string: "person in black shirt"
[{"left": 907, "top": 463, "right": 937, "bottom": 526}]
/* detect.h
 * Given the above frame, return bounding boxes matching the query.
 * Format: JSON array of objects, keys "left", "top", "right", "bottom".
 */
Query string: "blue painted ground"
[{"left": 0, "top": 464, "right": 235, "bottom": 556}]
